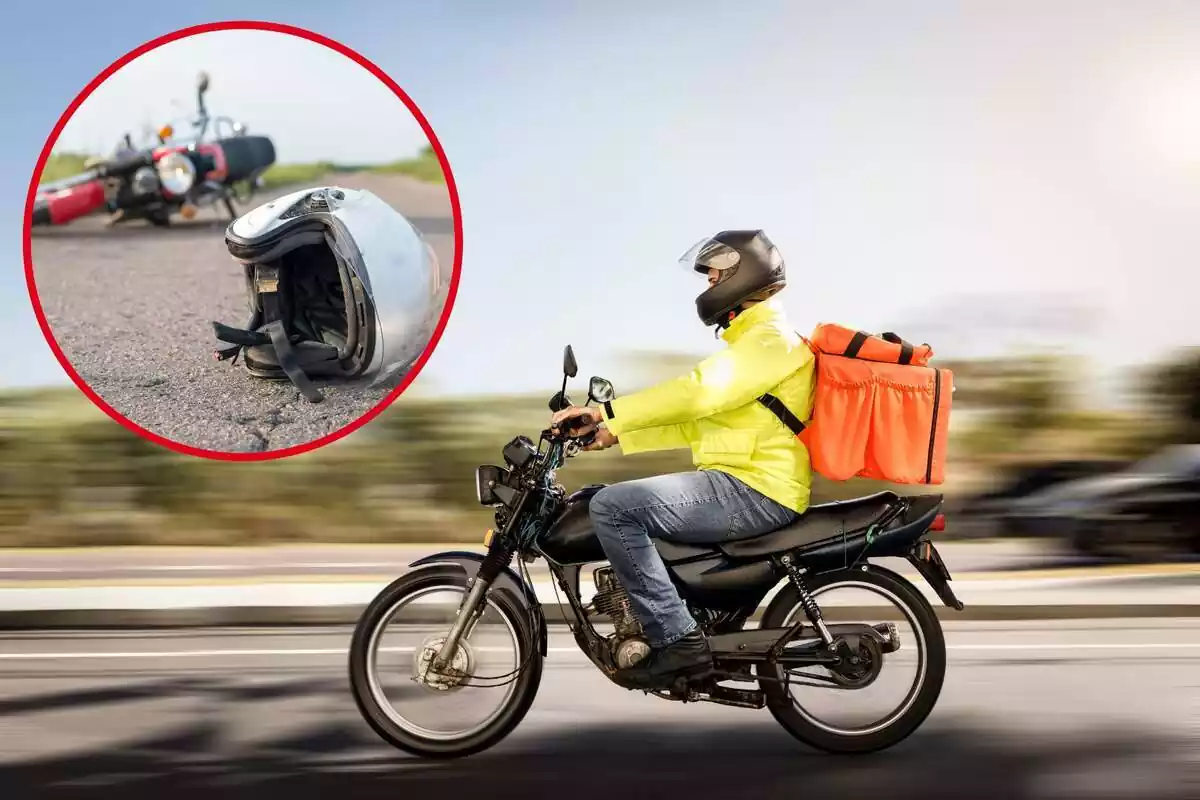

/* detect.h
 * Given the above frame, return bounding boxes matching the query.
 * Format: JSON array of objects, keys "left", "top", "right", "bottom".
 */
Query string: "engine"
[{"left": 591, "top": 567, "right": 651, "bottom": 669}]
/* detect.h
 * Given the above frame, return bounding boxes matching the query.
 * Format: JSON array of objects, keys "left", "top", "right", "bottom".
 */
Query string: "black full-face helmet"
[
  {"left": 678, "top": 230, "right": 786, "bottom": 327},
  {"left": 211, "top": 186, "right": 446, "bottom": 402}
]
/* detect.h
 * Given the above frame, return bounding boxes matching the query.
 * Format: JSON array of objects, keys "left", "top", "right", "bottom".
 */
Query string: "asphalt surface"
[
  {"left": 0, "top": 620, "right": 1196, "bottom": 799},
  {"left": 0, "top": 539, "right": 1109, "bottom": 583},
  {"left": 29, "top": 172, "right": 456, "bottom": 453}
]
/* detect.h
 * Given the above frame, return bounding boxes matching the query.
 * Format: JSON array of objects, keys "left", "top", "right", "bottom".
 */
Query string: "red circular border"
[{"left": 23, "top": 20, "right": 463, "bottom": 462}]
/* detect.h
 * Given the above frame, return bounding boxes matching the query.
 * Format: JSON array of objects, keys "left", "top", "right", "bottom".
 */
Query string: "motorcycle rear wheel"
[
  {"left": 756, "top": 565, "right": 947, "bottom": 755},
  {"left": 348, "top": 564, "right": 544, "bottom": 759}
]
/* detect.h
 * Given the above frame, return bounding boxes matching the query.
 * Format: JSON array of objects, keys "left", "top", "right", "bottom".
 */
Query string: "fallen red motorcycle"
[{"left": 32, "top": 71, "right": 276, "bottom": 229}]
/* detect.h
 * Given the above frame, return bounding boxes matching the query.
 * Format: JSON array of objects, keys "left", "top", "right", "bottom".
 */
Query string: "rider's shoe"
[{"left": 613, "top": 630, "right": 714, "bottom": 690}]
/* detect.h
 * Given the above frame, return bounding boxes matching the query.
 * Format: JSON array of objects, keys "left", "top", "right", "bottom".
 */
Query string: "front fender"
[{"left": 408, "top": 551, "right": 547, "bottom": 656}]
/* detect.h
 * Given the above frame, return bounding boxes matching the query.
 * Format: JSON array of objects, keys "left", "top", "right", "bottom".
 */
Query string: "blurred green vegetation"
[
  {"left": 258, "top": 161, "right": 340, "bottom": 189},
  {"left": 259, "top": 146, "right": 446, "bottom": 189},
  {"left": 38, "top": 146, "right": 445, "bottom": 191},
  {"left": 38, "top": 152, "right": 93, "bottom": 184},
  {"left": 369, "top": 145, "right": 446, "bottom": 183},
  {"left": 0, "top": 347, "right": 1193, "bottom": 548}
]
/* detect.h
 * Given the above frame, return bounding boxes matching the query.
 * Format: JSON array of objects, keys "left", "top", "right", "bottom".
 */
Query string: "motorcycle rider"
[{"left": 550, "top": 230, "right": 817, "bottom": 690}]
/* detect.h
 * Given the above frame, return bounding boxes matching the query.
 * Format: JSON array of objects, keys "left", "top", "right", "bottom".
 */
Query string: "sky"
[
  {"left": 51, "top": 28, "right": 431, "bottom": 164},
  {"left": 4, "top": 0, "right": 1199, "bottom": 410}
]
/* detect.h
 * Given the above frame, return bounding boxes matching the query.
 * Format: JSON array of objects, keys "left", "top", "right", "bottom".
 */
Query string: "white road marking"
[
  {"left": 0, "top": 643, "right": 1198, "bottom": 660},
  {"left": 0, "top": 563, "right": 400, "bottom": 574}
]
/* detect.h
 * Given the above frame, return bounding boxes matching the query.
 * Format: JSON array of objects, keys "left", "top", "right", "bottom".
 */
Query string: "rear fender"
[
  {"left": 906, "top": 539, "right": 965, "bottom": 611},
  {"left": 408, "top": 551, "right": 547, "bottom": 656}
]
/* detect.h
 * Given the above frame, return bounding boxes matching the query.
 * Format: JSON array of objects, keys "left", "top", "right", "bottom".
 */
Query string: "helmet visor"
[{"left": 678, "top": 235, "right": 742, "bottom": 275}]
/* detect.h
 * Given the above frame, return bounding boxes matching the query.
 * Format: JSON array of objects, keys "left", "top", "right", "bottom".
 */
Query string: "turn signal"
[
  {"left": 483, "top": 529, "right": 494, "bottom": 546},
  {"left": 180, "top": 203, "right": 197, "bottom": 220},
  {"left": 158, "top": 125, "right": 174, "bottom": 140},
  {"left": 930, "top": 514, "right": 946, "bottom": 532}
]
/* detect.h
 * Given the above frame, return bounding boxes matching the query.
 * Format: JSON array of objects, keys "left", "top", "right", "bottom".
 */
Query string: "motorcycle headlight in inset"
[
  {"left": 131, "top": 166, "right": 158, "bottom": 196},
  {"left": 156, "top": 152, "right": 196, "bottom": 197}
]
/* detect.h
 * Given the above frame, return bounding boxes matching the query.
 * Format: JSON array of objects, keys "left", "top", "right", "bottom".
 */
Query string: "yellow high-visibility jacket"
[{"left": 600, "top": 298, "right": 817, "bottom": 513}]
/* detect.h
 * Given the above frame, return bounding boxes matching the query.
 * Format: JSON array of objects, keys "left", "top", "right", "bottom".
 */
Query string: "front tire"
[
  {"left": 348, "top": 565, "right": 544, "bottom": 759},
  {"left": 757, "top": 565, "right": 947, "bottom": 755}
]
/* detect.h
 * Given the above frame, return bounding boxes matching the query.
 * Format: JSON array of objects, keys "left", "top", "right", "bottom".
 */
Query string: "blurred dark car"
[
  {"left": 1003, "top": 445, "right": 1200, "bottom": 558},
  {"left": 948, "top": 459, "right": 1123, "bottom": 539}
]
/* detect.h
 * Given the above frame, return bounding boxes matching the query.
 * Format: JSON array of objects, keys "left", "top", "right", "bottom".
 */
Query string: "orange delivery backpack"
[{"left": 757, "top": 324, "right": 954, "bottom": 485}]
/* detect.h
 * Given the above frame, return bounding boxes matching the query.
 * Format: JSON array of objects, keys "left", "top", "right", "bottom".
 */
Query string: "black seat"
[{"left": 719, "top": 491, "right": 901, "bottom": 560}]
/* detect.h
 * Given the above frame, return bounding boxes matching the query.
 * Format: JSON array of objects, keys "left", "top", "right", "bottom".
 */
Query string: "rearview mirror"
[
  {"left": 563, "top": 345, "right": 578, "bottom": 378},
  {"left": 197, "top": 71, "right": 210, "bottom": 94},
  {"left": 588, "top": 377, "right": 615, "bottom": 404}
]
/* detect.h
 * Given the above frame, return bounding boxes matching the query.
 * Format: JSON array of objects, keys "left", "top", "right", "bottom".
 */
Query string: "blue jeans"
[{"left": 588, "top": 469, "right": 801, "bottom": 648}]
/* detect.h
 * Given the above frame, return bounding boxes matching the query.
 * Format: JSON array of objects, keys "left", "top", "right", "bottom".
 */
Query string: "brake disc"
[{"left": 413, "top": 635, "right": 476, "bottom": 693}]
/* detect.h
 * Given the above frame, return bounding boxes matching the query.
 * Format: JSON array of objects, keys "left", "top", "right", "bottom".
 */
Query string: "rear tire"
[
  {"left": 348, "top": 565, "right": 544, "bottom": 759},
  {"left": 757, "top": 565, "right": 947, "bottom": 755}
]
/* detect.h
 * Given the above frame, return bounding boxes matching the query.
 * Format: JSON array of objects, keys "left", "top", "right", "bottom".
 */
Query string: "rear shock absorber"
[{"left": 779, "top": 554, "right": 835, "bottom": 648}]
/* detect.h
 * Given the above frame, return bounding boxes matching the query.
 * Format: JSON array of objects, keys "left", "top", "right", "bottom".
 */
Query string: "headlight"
[
  {"left": 475, "top": 465, "right": 519, "bottom": 507},
  {"left": 156, "top": 152, "right": 196, "bottom": 196},
  {"left": 131, "top": 166, "right": 158, "bottom": 196}
]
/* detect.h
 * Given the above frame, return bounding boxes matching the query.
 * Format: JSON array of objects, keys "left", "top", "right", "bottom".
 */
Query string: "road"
[
  {"left": 0, "top": 620, "right": 1196, "bottom": 799},
  {"left": 0, "top": 539, "right": 1115, "bottom": 583},
  {"left": 28, "top": 172, "right": 456, "bottom": 453}
]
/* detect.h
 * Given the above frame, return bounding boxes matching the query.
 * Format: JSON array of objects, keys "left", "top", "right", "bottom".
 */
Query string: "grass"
[
  {"left": 258, "top": 146, "right": 445, "bottom": 189},
  {"left": 37, "top": 146, "right": 445, "bottom": 193},
  {"left": 257, "top": 161, "right": 339, "bottom": 189},
  {"left": 370, "top": 146, "right": 446, "bottom": 183},
  {"left": 38, "top": 152, "right": 94, "bottom": 184}
]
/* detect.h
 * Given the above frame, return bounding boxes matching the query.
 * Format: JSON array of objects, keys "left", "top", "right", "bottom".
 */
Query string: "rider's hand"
[
  {"left": 550, "top": 405, "right": 602, "bottom": 435},
  {"left": 582, "top": 427, "right": 618, "bottom": 452}
]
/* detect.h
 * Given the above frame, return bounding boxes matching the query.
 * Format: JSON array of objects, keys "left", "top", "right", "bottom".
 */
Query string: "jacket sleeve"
[
  {"left": 614, "top": 422, "right": 695, "bottom": 455},
  {"left": 601, "top": 329, "right": 812, "bottom": 436}
]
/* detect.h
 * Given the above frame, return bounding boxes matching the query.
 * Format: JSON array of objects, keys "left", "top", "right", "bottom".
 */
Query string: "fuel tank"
[
  {"left": 535, "top": 484, "right": 782, "bottom": 611},
  {"left": 535, "top": 485, "right": 608, "bottom": 565}
]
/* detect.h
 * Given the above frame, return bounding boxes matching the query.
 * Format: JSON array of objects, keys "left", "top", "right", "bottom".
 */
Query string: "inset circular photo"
[{"left": 24, "top": 22, "right": 459, "bottom": 459}]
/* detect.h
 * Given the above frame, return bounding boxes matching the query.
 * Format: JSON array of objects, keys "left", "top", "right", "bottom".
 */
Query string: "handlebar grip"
[
  {"left": 561, "top": 414, "right": 590, "bottom": 432},
  {"left": 96, "top": 152, "right": 154, "bottom": 178}
]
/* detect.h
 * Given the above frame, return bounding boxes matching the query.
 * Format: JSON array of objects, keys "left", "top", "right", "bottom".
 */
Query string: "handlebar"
[
  {"left": 95, "top": 152, "right": 154, "bottom": 179},
  {"left": 558, "top": 414, "right": 593, "bottom": 433}
]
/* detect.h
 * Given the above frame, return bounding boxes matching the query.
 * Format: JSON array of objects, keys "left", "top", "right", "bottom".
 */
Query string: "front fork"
[
  {"left": 430, "top": 542, "right": 515, "bottom": 671},
  {"left": 431, "top": 577, "right": 492, "bottom": 670}
]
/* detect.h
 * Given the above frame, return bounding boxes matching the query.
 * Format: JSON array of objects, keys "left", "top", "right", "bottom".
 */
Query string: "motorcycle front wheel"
[
  {"left": 348, "top": 564, "right": 544, "bottom": 759},
  {"left": 756, "top": 565, "right": 947, "bottom": 755}
]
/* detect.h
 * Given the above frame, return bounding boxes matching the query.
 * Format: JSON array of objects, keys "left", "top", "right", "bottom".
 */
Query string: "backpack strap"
[
  {"left": 880, "top": 332, "right": 915, "bottom": 364},
  {"left": 756, "top": 331, "right": 819, "bottom": 436},
  {"left": 757, "top": 392, "right": 806, "bottom": 437},
  {"left": 842, "top": 330, "right": 869, "bottom": 359}
]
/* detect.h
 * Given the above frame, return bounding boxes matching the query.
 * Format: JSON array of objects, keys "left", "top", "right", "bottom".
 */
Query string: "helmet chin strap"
[{"left": 713, "top": 309, "right": 739, "bottom": 337}]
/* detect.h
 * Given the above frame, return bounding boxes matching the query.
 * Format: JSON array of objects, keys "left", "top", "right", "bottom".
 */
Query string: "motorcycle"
[
  {"left": 348, "top": 345, "right": 966, "bottom": 759},
  {"left": 32, "top": 71, "right": 276, "bottom": 229}
]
